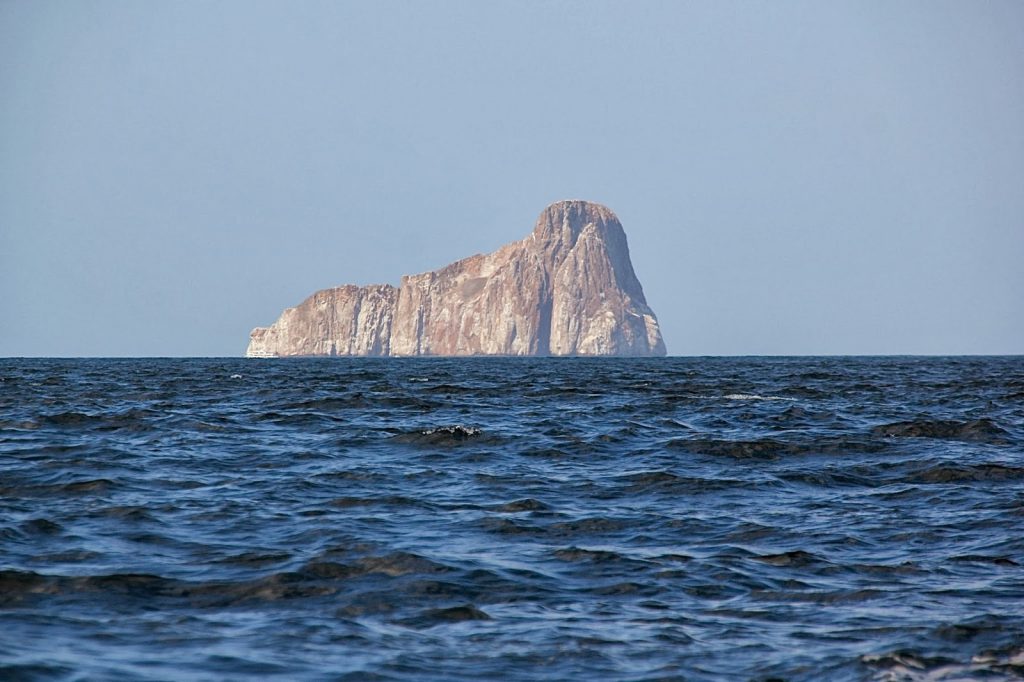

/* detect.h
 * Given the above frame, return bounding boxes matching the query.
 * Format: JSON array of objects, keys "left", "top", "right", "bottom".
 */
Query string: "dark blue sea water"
[{"left": 1, "top": 357, "right": 1023, "bottom": 681}]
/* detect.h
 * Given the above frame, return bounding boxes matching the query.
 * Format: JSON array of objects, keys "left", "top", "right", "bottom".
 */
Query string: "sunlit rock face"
[{"left": 245, "top": 200, "right": 666, "bottom": 357}]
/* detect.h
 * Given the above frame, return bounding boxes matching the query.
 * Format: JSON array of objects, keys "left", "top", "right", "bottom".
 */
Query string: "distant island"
[{"left": 246, "top": 200, "right": 666, "bottom": 357}]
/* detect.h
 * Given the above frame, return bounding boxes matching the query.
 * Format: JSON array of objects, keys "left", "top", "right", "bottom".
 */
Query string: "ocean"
[{"left": 1, "top": 356, "right": 1022, "bottom": 681}]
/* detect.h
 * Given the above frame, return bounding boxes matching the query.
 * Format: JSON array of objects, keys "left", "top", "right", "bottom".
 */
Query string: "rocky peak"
[
  {"left": 531, "top": 200, "right": 622, "bottom": 267},
  {"left": 531, "top": 200, "right": 647, "bottom": 303}
]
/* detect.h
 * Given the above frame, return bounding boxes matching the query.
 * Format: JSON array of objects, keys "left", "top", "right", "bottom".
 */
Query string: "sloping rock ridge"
[{"left": 246, "top": 200, "right": 666, "bottom": 357}]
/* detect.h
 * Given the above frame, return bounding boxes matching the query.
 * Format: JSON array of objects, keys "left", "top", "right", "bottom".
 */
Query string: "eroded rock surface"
[{"left": 246, "top": 200, "right": 666, "bottom": 357}]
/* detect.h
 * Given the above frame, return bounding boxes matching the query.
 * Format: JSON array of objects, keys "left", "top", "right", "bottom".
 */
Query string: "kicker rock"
[{"left": 246, "top": 201, "right": 666, "bottom": 357}]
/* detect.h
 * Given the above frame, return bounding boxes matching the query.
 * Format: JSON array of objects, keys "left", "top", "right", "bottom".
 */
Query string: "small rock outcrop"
[{"left": 246, "top": 200, "right": 666, "bottom": 357}]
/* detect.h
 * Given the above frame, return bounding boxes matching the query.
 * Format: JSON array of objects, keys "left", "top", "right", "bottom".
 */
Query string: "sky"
[{"left": 1, "top": 1, "right": 1022, "bottom": 357}]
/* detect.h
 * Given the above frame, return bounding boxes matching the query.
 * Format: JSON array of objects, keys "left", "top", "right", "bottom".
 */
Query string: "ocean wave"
[
  {"left": 723, "top": 393, "right": 797, "bottom": 401},
  {"left": 401, "top": 604, "right": 492, "bottom": 628},
  {"left": 908, "top": 463, "right": 1024, "bottom": 484},
  {"left": 862, "top": 647, "right": 1024, "bottom": 681},
  {"left": 872, "top": 418, "right": 1009, "bottom": 444},
  {"left": 3, "top": 356, "right": 1024, "bottom": 680},
  {"left": 389, "top": 425, "right": 486, "bottom": 445}
]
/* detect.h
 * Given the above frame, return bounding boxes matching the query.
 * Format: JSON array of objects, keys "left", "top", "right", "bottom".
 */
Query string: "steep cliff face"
[{"left": 246, "top": 200, "right": 666, "bottom": 357}]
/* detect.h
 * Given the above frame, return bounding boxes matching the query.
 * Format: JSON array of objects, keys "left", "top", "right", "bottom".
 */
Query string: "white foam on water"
[
  {"left": 723, "top": 393, "right": 796, "bottom": 401},
  {"left": 423, "top": 425, "right": 480, "bottom": 436}
]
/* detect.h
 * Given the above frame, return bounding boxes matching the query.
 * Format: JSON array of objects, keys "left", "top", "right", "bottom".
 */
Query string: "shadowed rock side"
[{"left": 246, "top": 201, "right": 666, "bottom": 357}]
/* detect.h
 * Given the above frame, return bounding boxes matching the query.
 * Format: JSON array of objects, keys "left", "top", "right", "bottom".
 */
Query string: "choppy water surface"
[{"left": 1, "top": 357, "right": 1023, "bottom": 681}]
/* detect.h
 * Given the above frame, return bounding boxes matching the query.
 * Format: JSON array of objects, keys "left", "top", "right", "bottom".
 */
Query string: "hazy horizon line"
[{"left": 3, "top": 354, "right": 1022, "bottom": 360}]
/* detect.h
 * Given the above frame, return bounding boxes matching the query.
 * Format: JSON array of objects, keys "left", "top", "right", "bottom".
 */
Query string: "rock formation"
[{"left": 246, "top": 200, "right": 666, "bottom": 357}]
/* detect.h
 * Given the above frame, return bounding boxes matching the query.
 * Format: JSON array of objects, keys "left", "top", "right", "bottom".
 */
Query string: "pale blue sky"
[{"left": 2, "top": 1, "right": 1022, "bottom": 356}]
